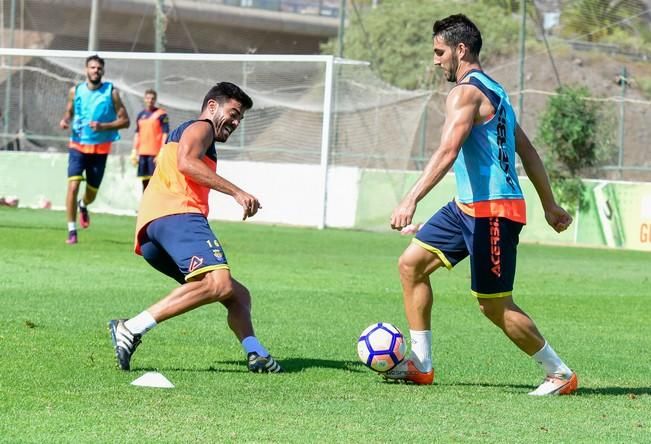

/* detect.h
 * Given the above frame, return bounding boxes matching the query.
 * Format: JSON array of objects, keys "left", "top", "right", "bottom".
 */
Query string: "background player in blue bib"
[
  {"left": 59, "top": 55, "right": 130, "bottom": 244},
  {"left": 386, "top": 14, "right": 577, "bottom": 396}
]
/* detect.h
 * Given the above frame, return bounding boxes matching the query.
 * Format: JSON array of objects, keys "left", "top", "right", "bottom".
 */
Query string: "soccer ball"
[{"left": 357, "top": 322, "right": 406, "bottom": 372}]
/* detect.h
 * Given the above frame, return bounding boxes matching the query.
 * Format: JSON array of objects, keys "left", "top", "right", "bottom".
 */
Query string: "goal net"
[
  {"left": 0, "top": 49, "right": 431, "bottom": 228},
  {"left": 0, "top": 49, "right": 430, "bottom": 168}
]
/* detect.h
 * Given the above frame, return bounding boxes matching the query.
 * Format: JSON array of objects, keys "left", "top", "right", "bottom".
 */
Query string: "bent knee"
[
  {"left": 478, "top": 300, "right": 506, "bottom": 325},
  {"left": 232, "top": 282, "right": 251, "bottom": 308},
  {"left": 202, "top": 273, "right": 234, "bottom": 302},
  {"left": 398, "top": 253, "right": 428, "bottom": 281},
  {"left": 67, "top": 181, "right": 81, "bottom": 192},
  {"left": 398, "top": 244, "right": 445, "bottom": 280}
]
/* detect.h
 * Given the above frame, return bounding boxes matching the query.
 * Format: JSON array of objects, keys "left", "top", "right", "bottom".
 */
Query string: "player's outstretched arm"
[
  {"left": 390, "top": 86, "right": 477, "bottom": 230},
  {"left": 515, "top": 124, "right": 572, "bottom": 233},
  {"left": 177, "top": 121, "right": 261, "bottom": 220},
  {"left": 59, "top": 86, "right": 75, "bottom": 129}
]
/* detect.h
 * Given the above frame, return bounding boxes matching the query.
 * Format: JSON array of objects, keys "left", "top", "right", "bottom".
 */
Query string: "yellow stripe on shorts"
[
  {"left": 471, "top": 290, "right": 512, "bottom": 299},
  {"left": 411, "top": 238, "right": 453, "bottom": 270},
  {"left": 186, "top": 264, "right": 230, "bottom": 282}
]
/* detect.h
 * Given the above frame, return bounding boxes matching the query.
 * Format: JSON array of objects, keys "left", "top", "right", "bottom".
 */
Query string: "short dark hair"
[
  {"left": 432, "top": 14, "right": 482, "bottom": 57},
  {"left": 85, "top": 54, "right": 105, "bottom": 67},
  {"left": 144, "top": 89, "right": 157, "bottom": 97},
  {"left": 201, "top": 82, "right": 253, "bottom": 112}
]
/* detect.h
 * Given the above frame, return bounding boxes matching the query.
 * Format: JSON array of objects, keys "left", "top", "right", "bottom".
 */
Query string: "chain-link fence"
[
  {"left": 2, "top": 0, "right": 651, "bottom": 181},
  {"left": 0, "top": 50, "right": 429, "bottom": 173}
]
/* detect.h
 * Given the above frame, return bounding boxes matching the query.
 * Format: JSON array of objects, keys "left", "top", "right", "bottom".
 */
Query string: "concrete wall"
[
  {"left": 0, "top": 151, "right": 359, "bottom": 228},
  {"left": 2, "top": 151, "right": 650, "bottom": 251}
]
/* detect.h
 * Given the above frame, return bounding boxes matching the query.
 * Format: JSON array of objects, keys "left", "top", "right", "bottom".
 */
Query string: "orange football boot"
[
  {"left": 383, "top": 359, "right": 434, "bottom": 385},
  {"left": 529, "top": 372, "right": 578, "bottom": 396}
]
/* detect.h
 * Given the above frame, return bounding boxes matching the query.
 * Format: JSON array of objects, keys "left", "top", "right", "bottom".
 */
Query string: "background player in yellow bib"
[
  {"left": 131, "top": 89, "right": 169, "bottom": 191},
  {"left": 386, "top": 15, "right": 577, "bottom": 396}
]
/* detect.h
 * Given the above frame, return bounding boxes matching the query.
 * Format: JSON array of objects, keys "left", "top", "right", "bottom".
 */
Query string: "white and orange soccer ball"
[{"left": 357, "top": 322, "right": 406, "bottom": 372}]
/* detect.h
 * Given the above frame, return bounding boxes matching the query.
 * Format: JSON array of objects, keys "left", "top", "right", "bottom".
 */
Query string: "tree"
[
  {"left": 536, "top": 85, "right": 614, "bottom": 213},
  {"left": 322, "top": 0, "right": 523, "bottom": 90},
  {"left": 561, "top": 0, "right": 647, "bottom": 43}
]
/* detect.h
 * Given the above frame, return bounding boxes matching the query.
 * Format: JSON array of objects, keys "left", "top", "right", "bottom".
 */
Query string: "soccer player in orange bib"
[
  {"left": 59, "top": 54, "right": 130, "bottom": 244},
  {"left": 386, "top": 15, "right": 577, "bottom": 395},
  {"left": 131, "top": 89, "right": 169, "bottom": 191},
  {"left": 109, "top": 82, "right": 282, "bottom": 373}
]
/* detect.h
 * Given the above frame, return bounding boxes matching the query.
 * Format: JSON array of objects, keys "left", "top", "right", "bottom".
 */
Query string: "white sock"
[
  {"left": 532, "top": 341, "right": 572, "bottom": 377},
  {"left": 79, "top": 199, "right": 87, "bottom": 208},
  {"left": 67, "top": 222, "right": 76, "bottom": 232},
  {"left": 409, "top": 329, "right": 432, "bottom": 372},
  {"left": 124, "top": 311, "right": 157, "bottom": 335},
  {"left": 241, "top": 336, "right": 269, "bottom": 357}
]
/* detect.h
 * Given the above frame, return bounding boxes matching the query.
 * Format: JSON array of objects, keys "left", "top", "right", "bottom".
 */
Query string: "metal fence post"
[{"left": 617, "top": 66, "right": 627, "bottom": 173}]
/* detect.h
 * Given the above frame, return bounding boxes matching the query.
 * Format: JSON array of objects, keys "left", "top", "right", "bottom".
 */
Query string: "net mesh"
[
  {"left": 3, "top": 1, "right": 651, "bottom": 181},
  {"left": 0, "top": 52, "right": 429, "bottom": 169}
]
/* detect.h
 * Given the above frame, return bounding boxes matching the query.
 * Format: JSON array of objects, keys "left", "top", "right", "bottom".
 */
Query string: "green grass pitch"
[{"left": 1, "top": 208, "right": 650, "bottom": 442}]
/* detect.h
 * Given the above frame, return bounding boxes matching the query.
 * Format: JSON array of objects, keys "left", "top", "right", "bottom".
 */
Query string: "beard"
[
  {"left": 88, "top": 75, "right": 102, "bottom": 86},
  {"left": 214, "top": 112, "right": 229, "bottom": 142},
  {"left": 446, "top": 56, "right": 459, "bottom": 83}
]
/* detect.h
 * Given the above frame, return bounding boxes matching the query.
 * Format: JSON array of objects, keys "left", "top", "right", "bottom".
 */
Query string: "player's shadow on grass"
[
  {"left": 451, "top": 381, "right": 533, "bottom": 390},
  {"left": 450, "top": 382, "right": 651, "bottom": 396},
  {"left": 135, "top": 358, "right": 365, "bottom": 373},
  {"left": 0, "top": 224, "right": 61, "bottom": 231},
  {"left": 576, "top": 387, "right": 651, "bottom": 396},
  {"left": 218, "top": 358, "right": 365, "bottom": 373},
  {"left": 100, "top": 239, "right": 133, "bottom": 246}
]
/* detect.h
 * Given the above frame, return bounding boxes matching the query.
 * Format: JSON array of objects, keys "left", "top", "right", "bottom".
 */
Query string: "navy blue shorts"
[
  {"left": 140, "top": 213, "right": 229, "bottom": 284},
  {"left": 137, "top": 155, "right": 156, "bottom": 179},
  {"left": 67, "top": 149, "right": 108, "bottom": 189},
  {"left": 414, "top": 201, "right": 523, "bottom": 298}
]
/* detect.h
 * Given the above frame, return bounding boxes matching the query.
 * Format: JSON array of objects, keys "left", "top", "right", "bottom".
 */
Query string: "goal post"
[{"left": 0, "top": 48, "right": 430, "bottom": 229}]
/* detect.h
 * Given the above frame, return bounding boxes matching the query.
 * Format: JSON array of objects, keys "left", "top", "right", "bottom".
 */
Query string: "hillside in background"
[
  {"left": 417, "top": 42, "right": 651, "bottom": 182},
  {"left": 2, "top": 0, "right": 651, "bottom": 181}
]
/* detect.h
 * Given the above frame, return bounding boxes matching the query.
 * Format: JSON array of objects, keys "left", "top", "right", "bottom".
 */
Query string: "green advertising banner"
[
  {"left": 2, "top": 152, "right": 650, "bottom": 252},
  {"left": 587, "top": 181, "right": 651, "bottom": 251},
  {"left": 355, "top": 169, "right": 651, "bottom": 252}
]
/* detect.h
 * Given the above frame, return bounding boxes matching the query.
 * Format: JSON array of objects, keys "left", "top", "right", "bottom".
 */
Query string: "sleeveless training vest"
[
  {"left": 134, "top": 119, "right": 217, "bottom": 254},
  {"left": 452, "top": 70, "right": 526, "bottom": 223},
  {"left": 70, "top": 82, "right": 120, "bottom": 145}
]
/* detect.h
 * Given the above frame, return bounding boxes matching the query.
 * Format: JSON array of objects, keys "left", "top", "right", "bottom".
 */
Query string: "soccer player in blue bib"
[
  {"left": 59, "top": 55, "right": 130, "bottom": 244},
  {"left": 386, "top": 15, "right": 577, "bottom": 395}
]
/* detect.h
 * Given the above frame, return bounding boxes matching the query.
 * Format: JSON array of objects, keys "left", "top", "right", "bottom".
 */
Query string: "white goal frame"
[{"left": 0, "top": 48, "right": 363, "bottom": 229}]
